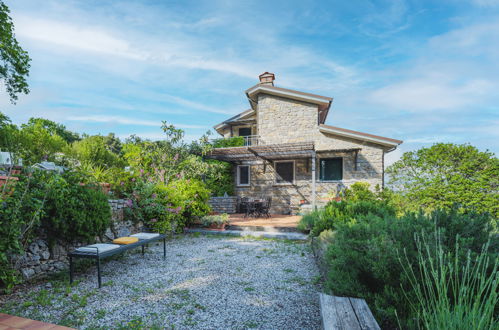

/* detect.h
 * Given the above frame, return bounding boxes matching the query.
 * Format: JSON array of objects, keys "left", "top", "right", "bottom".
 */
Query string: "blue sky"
[{"left": 1, "top": 0, "right": 498, "bottom": 164}]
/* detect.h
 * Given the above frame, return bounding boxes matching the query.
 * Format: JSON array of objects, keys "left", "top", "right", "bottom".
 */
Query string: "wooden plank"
[
  {"left": 348, "top": 298, "right": 381, "bottom": 330},
  {"left": 320, "top": 294, "right": 362, "bottom": 330},
  {"left": 320, "top": 293, "right": 341, "bottom": 330},
  {"left": 334, "top": 296, "right": 362, "bottom": 330}
]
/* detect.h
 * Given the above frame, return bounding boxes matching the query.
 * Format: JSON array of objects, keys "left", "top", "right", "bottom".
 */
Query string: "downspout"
[{"left": 311, "top": 151, "right": 316, "bottom": 210}]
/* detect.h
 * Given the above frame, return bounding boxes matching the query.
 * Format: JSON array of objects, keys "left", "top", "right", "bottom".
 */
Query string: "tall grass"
[{"left": 400, "top": 233, "right": 498, "bottom": 330}]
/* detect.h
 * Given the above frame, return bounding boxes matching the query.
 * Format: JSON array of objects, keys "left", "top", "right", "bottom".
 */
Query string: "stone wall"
[
  {"left": 12, "top": 199, "right": 140, "bottom": 281},
  {"left": 209, "top": 196, "right": 237, "bottom": 214}
]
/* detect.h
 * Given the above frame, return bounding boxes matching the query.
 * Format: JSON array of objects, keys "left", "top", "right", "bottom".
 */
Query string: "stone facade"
[
  {"left": 215, "top": 85, "right": 397, "bottom": 214},
  {"left": 226, "top": 94, "right": 385, "bottom": 214}
]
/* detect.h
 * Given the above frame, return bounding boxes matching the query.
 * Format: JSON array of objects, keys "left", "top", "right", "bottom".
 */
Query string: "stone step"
[
  {"left": 185, "top": 228, "right": 309, "bottom": 241},
  {"left": 226, "top": 225, "right": 302, "bottom": 233}
]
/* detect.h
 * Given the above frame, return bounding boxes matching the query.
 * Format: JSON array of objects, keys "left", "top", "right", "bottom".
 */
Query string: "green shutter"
[{"left": 320, "top": 158, "right": 342, "bottom": 181}]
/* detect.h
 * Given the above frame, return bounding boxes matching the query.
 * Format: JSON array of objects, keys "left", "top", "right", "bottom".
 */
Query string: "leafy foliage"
[
  {"left": 0, "top": 1, "right": 31, "bottom": 103},
  {"left": 125, "top": 178, "right": 211, "bottom": 234},
  {"left": 212, "top": 136, "right": 245, "bottom": 148},
  {"left": 42, "top": 171, "right": 111, "bottom": 244},
  {"left": 298, "top": 182, "right": 396, "bottom": 236},
  {"left": 201, "top": 213, "right": 229, "bottom": 227},
  {"left": 387, "top": 143, "right": 499, "bottom": 218},
  {"left": 0, "top": 170, "right": 49, "bottom": 289}
]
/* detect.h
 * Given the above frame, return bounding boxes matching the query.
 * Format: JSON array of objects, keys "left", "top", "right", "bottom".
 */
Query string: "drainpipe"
[{"left": 311, "top": 151, "right": 316, "bottom": 209}]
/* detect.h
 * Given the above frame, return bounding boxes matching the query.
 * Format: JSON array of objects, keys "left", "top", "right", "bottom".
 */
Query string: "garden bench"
[
  {"left": 68, "top": 233, "right": 166, "bottom": 288},
  {"left": 319, "top": 293, "right": 380, "bottom": 330}
]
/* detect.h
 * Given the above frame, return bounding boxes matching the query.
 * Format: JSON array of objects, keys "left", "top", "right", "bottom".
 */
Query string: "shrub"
[
  {"left": 323, "top": 208, "right": 498, "bottom": 328},
  {"left": 42, "top": 171, "right": 111, "bottom": 244},
  {"left": 401, "top": 234, "right": 498, "bottom": 330},
  {"left": 0, "top": 170, "right": 49, "bottom": 289},
  {"left": 212, "top": 136, "right": 245, "bottom": 148},
  {"left": 201, "top": 214, "right": 229, "bottom": 227},
  {"left": 298, "top": 182, "right": 396, "bottom": 237},
  {"left": 125, "top": 178, "right": 211, "bottom": 233}
]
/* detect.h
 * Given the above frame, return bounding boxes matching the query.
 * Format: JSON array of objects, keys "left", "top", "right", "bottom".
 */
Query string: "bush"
[
  {"left": 0, "top": 170, "right": 49, "bottom": 289},
  {"left": 212, "top": 136, "right": 245, "bottom": 148},
  {"left": 42, "top": 171, "right": 111, "bottom": 244},
  {"left": 298, "top": 182, "right": 396, "bottom": 236},
  {"left": 201, "top": 214, "right": 229, "bottom": 227},
  {"left": 125, "top": 178, "right": 211, "bottom": 233},
  {"left": 324, "top": 208, "right": 498, "bottom": 328}
]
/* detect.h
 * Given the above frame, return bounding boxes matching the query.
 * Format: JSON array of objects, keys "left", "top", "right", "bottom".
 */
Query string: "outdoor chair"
[
  {"left": 244, "top": 199, "right": 258, "bottom": 218},
  {"left": 260, "top": 196, "right": 272, "bottom": 218}
]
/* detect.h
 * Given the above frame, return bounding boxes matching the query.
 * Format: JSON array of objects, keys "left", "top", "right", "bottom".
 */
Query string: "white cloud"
[
  {"left": 471, "top": 0, "right": 499, "bottom": 7},
  {"left": 369, "top": 77, "right": 494, "bottom": 112},
  {"left": 67, "top": 115, "right": 207, "bottom": 129}
]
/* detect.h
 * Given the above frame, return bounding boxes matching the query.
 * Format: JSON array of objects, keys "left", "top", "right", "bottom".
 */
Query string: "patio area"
[{"left": 228, "top": 213, "right": 302, "bottom": 229}]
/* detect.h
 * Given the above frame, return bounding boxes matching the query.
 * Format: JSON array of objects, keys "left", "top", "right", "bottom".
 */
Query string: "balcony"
[{"left": 212, "top": 135, "right": 261, "bottom": 148}]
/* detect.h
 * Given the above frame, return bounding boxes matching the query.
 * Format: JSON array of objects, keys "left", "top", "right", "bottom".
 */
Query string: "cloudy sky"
[{"left": 1, "top": 0, "right": 498, "bottom": 164}]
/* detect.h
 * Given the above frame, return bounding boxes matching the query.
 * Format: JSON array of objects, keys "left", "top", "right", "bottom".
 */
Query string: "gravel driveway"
[{"left": 0, "top": 234, "right": 322, "bottom": 329}]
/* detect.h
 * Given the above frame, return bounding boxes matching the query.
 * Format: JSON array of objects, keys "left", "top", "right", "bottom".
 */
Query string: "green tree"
[
  {"left": 386, "top": 143, "right": 499, "bottom": 217},
  {"left": 70, "top": 135, "right": 124, "bottom": 168},
  {"left": 0, "top": 1, "right": 31, "bottom": 103},
  {"left": 16, "top": 120, "right": 67, "bottom": 164},
  {"left": 25, "top": 118, "right": 80, "bottom": 143}
]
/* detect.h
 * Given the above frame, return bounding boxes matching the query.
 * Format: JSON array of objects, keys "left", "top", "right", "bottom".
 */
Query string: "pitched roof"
[
  {"left": 245, "top": 84, "right": 332, "bottom": 103},
  {"left": 213, "top": 109, "right": 255, "bottom": 131},
  {"left": 319, "top": 124, "right": 403, "bottom": 147}
]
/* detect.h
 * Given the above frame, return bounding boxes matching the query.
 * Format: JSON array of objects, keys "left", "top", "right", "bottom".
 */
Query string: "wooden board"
[
  {"left": 349, "top": 297, "right": 381, "bottom": 330},
  {"left": 319, "top": 293, "right": 380, "bottom": 330}
]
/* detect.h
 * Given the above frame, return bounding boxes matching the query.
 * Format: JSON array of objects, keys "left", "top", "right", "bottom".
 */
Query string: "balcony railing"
[{"left": 212, "top": 135, "right": 261, "bottom": 148}]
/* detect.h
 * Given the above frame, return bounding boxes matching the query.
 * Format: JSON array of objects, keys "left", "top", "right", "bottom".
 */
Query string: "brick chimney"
[{"left": 259, "top": 72, "right": 275, "bottom": 86}]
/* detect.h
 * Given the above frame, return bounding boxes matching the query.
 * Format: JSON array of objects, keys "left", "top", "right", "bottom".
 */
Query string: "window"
[
  {"left": 238, "top": 127, "right": 252, "bottom": 137},
  {"left": 275, "top": 161, "right": 294, "bottom": 184},
  {"left": 320, "top": 158, "right": 343, "bottom": 181},
  {"left": 237, "top": 165, "right": 250, "bottom": 186}
]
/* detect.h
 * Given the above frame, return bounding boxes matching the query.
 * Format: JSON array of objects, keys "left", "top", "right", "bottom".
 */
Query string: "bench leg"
[
  {"left": 163, "top": 238, "right": 166, "bottom": 260},
  {"left": 142, "top": 245, "right": 145, "bottom": 255},
  {"left": 69, "top": 256, "right": 74, "bottom": 284},
  {"left": 96, "top": 257, "right": 102, "bottom": 289}
]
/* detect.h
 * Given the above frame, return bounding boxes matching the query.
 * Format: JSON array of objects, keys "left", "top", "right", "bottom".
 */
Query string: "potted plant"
[{"left": 201, "top": 213, "right": 229, "bottom": 230}]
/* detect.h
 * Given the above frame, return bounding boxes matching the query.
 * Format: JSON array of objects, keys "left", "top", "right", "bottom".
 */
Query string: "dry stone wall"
[
  {"left": 12, "top": 199, "right": 140, "bottom": 281},
  {"left": 209, "top": 196, "right": 237, "bottom": 214}
]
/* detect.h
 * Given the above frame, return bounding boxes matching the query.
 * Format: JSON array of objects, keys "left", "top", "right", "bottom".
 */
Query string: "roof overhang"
[
  {"left": 246, "top": 84, "right": 332, "bottom": 106},
  {"left": 213, "top": 109, "right": 256, "bottom": 133},
  {"left": 319, "top": 124, "right": 403, "bottom": 150}
]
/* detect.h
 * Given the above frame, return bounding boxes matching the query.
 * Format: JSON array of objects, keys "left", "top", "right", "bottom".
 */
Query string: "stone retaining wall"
[
  {"left": 209, "top": 196, "right": 237, "bottom": 214},
  {"left": 12, "top": 199, "right": 140, "bottom": 281}
]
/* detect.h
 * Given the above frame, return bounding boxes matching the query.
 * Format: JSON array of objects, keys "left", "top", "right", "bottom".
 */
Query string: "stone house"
[{"left": 207, "top": 72, "right": 402, "bottom": 214}]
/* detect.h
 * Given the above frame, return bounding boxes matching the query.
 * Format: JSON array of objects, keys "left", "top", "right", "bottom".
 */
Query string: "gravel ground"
[{"left": 0, "top": 234, "right": 322, "bottom": 329}]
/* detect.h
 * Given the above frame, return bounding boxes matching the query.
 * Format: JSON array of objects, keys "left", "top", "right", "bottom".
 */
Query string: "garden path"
[{"left": 1, "top": 235, "right": 321, "bottom": 329}]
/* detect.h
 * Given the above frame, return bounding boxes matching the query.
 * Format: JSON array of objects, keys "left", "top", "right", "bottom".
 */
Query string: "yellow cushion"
[{"left": 112, "top": 237, "right": 139, "bottom": 245}]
